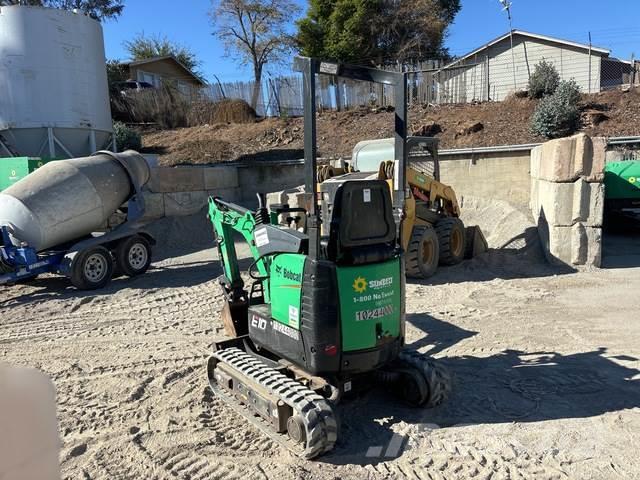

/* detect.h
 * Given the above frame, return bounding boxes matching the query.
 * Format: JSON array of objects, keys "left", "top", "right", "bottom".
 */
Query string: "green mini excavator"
[{"left": 206, "top": 58, "right": 451, "bottom": 458}]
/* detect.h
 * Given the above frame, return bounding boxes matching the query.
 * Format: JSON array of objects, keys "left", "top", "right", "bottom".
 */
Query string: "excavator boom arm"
[{"left": 208, "top": 197, "right": 268, "bottom": 290}]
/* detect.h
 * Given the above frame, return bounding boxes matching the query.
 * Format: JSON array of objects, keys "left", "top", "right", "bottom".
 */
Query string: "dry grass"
[
  {"left": 188, "top": 99, "right": 256, "bottom": 125},
  {"left": 112, "top": 88, "right": 256, "bottom": 130},
  {"left": 140, "top": 87, "right": 640, "bottom": 166}
]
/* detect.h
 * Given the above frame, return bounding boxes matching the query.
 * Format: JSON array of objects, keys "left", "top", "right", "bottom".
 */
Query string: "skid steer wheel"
[
  {"left": 435, "top": 217, "right": 466, "bottom": 266},
  {"left": 70, "top": 246, "right": 115, "bottom": 290},
  {"left": 115, "top": 235, "right": 152, "bottom": 277},
  {"left": 405, "top": 225, "right": 439, "bottom": 278}
]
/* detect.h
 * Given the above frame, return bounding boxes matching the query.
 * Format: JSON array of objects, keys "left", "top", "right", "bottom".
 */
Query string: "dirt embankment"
[{"left": 141, "top": 88, "right": 640, "bottom": 166}]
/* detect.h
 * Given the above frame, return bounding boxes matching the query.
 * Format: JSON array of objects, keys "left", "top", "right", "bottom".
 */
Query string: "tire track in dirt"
[
  {"left": 4, "top": 250, "right": 638, "bottom": 480},
  {"left": 368, "top": 435, "right": 567, "bottom": 480}
]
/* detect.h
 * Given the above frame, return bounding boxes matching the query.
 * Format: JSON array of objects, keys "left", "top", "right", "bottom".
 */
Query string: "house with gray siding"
[{"left": 439, "top": 30, "right": 634, "bottom": 103}]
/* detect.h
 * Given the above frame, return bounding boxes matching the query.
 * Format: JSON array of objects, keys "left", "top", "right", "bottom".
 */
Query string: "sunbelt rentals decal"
[
  {"left": 352, "top": 275, "right": 394, "bottom": 293},
  {"left": 351, "top": 274, "right": 395, "bottom": 321}
]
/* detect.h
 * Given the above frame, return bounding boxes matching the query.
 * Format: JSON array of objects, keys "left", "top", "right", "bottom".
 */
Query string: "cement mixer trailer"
[{"left": 0, "top": 151, "right": 156, "bottom": 290}]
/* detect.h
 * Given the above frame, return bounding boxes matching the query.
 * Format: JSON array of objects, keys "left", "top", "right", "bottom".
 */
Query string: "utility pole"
[
  {"left": 499, "top": 0, "right": 517, "bottom": 91},
  {"left": 588, "top": 32, "right": 592, "bottom": 94}
]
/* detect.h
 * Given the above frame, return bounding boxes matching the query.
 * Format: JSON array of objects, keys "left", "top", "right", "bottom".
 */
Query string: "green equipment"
[
  {"left": 206, "top": 58, "right": 451, "bottom": 459},
  {"left": 0, "top": 157, "right": 52, "bottom": 191},
  {"left": 604, "top": 160, "right": 640, "bottom": 202},
  {"left": 604, "top": 160, "right": 640, "bottom": 222}
]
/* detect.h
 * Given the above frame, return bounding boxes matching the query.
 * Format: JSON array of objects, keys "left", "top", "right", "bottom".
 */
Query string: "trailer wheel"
[
  {"left": 435, "top": 217, "right": 466, "bottom": 266},
  {"left": 115, "top": 235, "right": 152, "bottom": 277},
  {"left": 405, "top": 225, "right": 439, "bottom": 278},
  {"left": 71, "top": 246, "right": 114, "bottom": 290}
]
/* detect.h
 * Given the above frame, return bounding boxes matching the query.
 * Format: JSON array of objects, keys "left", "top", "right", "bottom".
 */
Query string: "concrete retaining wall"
[
  {"left": 530, "top": 134, "right": 606, "bottom": 267},
  {"left": 140, "top": 146, "right": 536, "bottom": 222},
  {"left": 439, "top": 149, "right": 532, "bottom": 208},
  {"left": 138, "top": 139, "right": 610, "bottom": 269},
  {"left": 141, "top": 160, "right": 306, "bottom": 221}
]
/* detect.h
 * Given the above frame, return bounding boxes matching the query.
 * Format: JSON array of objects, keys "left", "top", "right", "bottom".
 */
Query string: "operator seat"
[{"left": 325, "top": 180, "right": 397, "bottom": 264}]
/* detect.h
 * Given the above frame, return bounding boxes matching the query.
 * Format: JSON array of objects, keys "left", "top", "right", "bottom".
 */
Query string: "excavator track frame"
[{"left": 208, "top": 347, "right": 338, "bottom": 459}]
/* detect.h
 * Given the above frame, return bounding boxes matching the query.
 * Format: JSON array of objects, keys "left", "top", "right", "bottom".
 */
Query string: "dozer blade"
[{"left": 207, "top": 347, "right": 338, "bottom": 459}]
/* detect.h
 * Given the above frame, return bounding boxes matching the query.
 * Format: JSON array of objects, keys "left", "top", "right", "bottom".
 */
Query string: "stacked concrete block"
[
  {"left": 266, "top": 186, "right": 311, "bottom": 211},
  {"left": 531, "top": 177, "right": 604, "bottom": 227},
  {"left": 140, "top": 191, "right": 166, "bottom": 220},
  {"left": 266, "top": 186, "right": 312, "bottom": 230},
  {"left": 164, "top": 191, "right": 208, "bottom": 217},
  {"left": 148, "top": 166, "right": 206, "bottom": 193},
  {"left": 530, "top": 133, "right": 605, "bottom": 267},
  {"left": 142, "top": 165, "right": 241, "bottom": 220},
  {"left": 237, "top": 163, "right": 306, "bottom": 205},
  {"left": 204, "top": 166, "right": 240, "bottom": 200}
]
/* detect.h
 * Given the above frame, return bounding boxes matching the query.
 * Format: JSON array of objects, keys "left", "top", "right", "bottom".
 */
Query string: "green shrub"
[
  {"left": 113, "top": 121, "right": 142, "bottom": 151},
  {"left": 554, "top": 78, "right": 581, "bottom": 105},
  {"left": 528, "top": 60, "right": 560, "bottom": 99},
  {"left": 531, "top": 79, "right": 581, "bottom": 139}
]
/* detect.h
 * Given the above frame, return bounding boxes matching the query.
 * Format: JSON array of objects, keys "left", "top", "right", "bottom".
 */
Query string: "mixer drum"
[{"left": 0, "top": 151, "right": 150, "bottom": 251}]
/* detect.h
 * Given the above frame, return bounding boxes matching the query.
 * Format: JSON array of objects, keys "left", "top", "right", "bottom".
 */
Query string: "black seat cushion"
[{"left": 327, "top": 180, "right": 396, "bottom": 263}]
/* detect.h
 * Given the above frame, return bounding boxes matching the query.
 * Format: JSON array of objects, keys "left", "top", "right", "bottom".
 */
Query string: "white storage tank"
[{"left": 0, "top": 5, "right": 113, "bottom": 159}]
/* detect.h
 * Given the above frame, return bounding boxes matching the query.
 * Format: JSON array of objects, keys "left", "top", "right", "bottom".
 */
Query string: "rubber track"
[
  {"left": 398, "top": 350, "right": 452, "bottom": 408},
  {"left": 210, "top": 347, "right": 338, "bottom": 459}
]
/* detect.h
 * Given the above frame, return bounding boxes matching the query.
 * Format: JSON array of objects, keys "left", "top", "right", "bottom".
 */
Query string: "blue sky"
[{"left": 102, "top": 0, "right": 640, "bottom": 83}]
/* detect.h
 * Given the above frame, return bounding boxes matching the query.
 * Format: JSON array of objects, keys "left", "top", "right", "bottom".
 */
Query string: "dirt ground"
[
  {"left": 1, "top": 209, "right": 639, "bottom": 479},
  {"left": 141, "top": 87, "right": 640, "bottom": 166}
]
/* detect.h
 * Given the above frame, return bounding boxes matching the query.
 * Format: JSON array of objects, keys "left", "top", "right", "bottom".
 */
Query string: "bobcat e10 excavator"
[{"left": 205, "top": 58, "right": 451, "bottom": 459}]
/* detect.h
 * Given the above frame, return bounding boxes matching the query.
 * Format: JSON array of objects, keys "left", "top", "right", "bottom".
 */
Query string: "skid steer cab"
[{"left": 205, "top": 57, "right": 451, "bottom": 459}]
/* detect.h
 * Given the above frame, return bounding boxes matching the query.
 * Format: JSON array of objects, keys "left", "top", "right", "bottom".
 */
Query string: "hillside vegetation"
[{"left": 141, "top": 88, "right": 640, "bottom": 166}]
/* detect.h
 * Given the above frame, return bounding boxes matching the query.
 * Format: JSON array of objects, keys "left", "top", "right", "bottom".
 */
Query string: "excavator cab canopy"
[{"left": 293, "top": 57, "right": 409, "bottom": 261}]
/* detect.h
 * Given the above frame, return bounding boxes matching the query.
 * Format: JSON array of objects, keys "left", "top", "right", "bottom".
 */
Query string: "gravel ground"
[{"left": 1, "top": 237, "right": 639, "bottom": 479}]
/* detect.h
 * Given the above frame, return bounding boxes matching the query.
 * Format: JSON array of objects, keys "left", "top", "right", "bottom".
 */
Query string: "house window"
[
  {"left": 138, "top": 70, "right": 161, "bottom": 88},
  {"left": 177, "top": 81, "right": 190, "bottom": 95}
]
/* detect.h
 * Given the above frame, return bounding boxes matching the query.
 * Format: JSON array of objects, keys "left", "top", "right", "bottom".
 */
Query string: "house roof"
[
  {"left": 445, "top": 30, "right": 610, "bottom": 68},
  {"left": 126, "top": 55, "right": 206, "bottom": 85}
]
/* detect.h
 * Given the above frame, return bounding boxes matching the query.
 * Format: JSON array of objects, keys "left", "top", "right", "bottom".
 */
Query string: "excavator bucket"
[{"left": 220, "top": 297, "right": 249, "bottom": 337}]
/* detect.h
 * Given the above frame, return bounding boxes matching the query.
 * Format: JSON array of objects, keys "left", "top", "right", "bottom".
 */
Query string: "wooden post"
[
  {"left": 269, "top": 78, "right": 281, "bottom": 117},
  {"left": 631, "top": 54, "right": 636, "bottom": 88},
  {"left": 213, "top": 74, "right": 226, "bottom": 99}
]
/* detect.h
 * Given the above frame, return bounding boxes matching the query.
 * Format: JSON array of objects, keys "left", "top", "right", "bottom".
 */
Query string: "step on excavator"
[{"left": 205, "top": 58, "right": 451, "bottom": 458}]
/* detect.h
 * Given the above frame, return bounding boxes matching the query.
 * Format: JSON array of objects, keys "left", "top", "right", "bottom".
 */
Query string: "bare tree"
[{"left": 211, "top": 0, "right": 300, "bottom": 109}]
